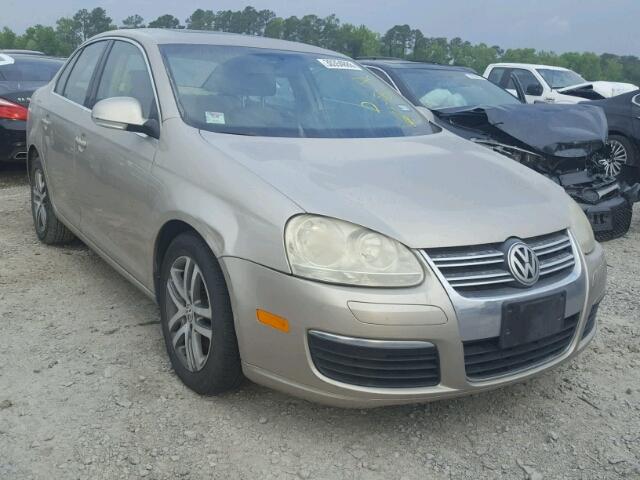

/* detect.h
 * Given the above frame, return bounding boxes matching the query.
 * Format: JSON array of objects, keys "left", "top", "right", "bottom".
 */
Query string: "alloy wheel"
[
  {"left": 32, "top": 169, "right": 48, "bottom": 234},
  {"left": 165, "top": 256, "right": 213, "bottom": 372},
  {"left": 600, "top": 140, "right": 628, "bottom": 177}
]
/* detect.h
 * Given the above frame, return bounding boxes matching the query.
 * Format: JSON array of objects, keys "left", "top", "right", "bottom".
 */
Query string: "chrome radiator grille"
[{"left": 424, "top": 231, "right": 575, "bottom": 292}]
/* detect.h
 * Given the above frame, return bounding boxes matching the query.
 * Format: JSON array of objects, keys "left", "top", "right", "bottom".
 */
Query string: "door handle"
[
  {"left": 41, "top": 117, "right": 51, "bottom": 130},
  {"left": 75, "top": 135, "right": 87, "bottom": 152}
]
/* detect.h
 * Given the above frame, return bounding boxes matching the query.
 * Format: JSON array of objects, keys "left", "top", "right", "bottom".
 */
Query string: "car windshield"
[
  {"left": 395, "top": 68, "right": 521, "bottom": 111},
  {"left": 537, "top": 69, "right": 586, "bottom": 89},
  {"left": 0, "top": 56, "right": 63, "bottom": 82},
  {"left": 159, "top": 44, "right": 434, "bottom": 138}
]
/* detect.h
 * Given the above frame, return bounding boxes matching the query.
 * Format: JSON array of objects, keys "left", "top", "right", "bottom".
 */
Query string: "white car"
[{"left": 484, "top": 63, "right": 638, "bottom": 104}]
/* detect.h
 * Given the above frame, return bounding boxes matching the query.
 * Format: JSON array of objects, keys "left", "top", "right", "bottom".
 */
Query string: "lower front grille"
[
  {"left": 582, "top": 303, "right": 599, "bottom": 339},
  {"left": 463, "top": 313, "right": 579, "bottom": 380},
  {"left": 589, "top": 199, "right": 632, "bottom": 242},
  {"left": 308, "top": 331, "right": 440, "bottom": 388}
]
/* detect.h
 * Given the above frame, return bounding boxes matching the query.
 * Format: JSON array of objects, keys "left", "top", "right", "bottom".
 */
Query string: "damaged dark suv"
[{"left": 360, "top": 59, "right": 639, "bottom": 241}]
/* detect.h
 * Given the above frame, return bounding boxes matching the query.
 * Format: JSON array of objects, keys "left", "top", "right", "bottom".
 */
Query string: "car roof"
[
  {"left": 358, "top": 59, "right": 474, "bottom": 73},
  {"left": 91, "top": 29, "right": 346, "bottom": 57},
  {"left": 0, "top": 49, "right": 45, "bottom": 55},
  {"left": 487, "top": 63, "right": 570, "bottom": 71},
  {"left": 0, "top": 53, "right": 65, "bottom": 63}
]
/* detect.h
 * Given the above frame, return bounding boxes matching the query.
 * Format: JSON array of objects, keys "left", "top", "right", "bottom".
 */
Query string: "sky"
[{"left": 2, "top": 0, "right": 639, "bottom": 56}]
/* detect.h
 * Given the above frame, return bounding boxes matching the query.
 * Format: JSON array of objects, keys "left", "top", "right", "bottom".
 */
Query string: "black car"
[
  {"left": 0, "top": 53, "right": 63, "bottom": 164},
  {"left": 590, "top": 90, "right": 640, "bottom": 182},
  {"left": 359, "top": 58, "right": 638, "bottom": 241}
]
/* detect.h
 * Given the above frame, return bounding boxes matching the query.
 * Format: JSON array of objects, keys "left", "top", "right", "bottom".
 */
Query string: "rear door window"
[{"left": 62, "top": 41, "right": 107, "bottom": 106}]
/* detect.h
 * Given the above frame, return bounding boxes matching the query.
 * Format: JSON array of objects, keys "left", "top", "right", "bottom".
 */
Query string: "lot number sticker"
[{"left": 317, "top": 59, "right": 362, "bottom": 70}]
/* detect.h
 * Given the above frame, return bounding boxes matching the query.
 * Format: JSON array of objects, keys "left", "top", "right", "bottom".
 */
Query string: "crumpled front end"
[{"left": 437, "top": 104, "right": 637, "bottom": 241}]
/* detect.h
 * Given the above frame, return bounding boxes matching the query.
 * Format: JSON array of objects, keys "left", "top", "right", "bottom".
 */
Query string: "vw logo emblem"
[{"left": 507, "top": 242, "right": 540, "bottom": 287}]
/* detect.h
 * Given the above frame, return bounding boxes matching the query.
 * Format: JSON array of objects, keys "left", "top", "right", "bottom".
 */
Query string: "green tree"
[
  {"left": 148, "top": 14, "right": 182, "bottom": 29},
  {"left": 73, "top": 7, "right": 114, "bottom": 41},
  {"left": 0, "top": 27, "right": 17, "bottom": 49},
  {"left": 0, "top": 5, "right": 638, "bottom": 86},
  {"left": 264, "top": 17, "right": 285, "bottom": 39},
  {"left": 334, "top": 24, "right": 379, "bottom": 58},
  {"left": 55, "top": 17, "right": 82, "bottom": 55},
  {"left": 186, "top": 9, "right": 216, "bottom": 30},
  {"left": 122, "top": 15, "right": 145, "bottom": 29},
  {"left": 381, "top": 25, "right": 413, "bottom": 58},
  {"left": 17, "top": 25, "right": 59, "bottom": 55}
]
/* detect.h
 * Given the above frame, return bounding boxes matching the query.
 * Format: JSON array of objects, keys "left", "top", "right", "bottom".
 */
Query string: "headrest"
[{"left": 206, "top": 55, "right": 276, "bottom": 97}]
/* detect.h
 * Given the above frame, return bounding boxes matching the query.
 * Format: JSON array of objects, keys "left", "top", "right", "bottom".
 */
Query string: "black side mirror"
[
  {"left": 525, "top": 84, "right": 544, "bottom": 96},
  {"left": 127, "top": 119, "right": 160, "bottom": 140}
]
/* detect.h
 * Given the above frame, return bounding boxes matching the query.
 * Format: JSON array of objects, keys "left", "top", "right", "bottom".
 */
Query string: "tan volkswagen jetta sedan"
[{"left": 26, "top": 30, "right": 606, "bottom": 408}]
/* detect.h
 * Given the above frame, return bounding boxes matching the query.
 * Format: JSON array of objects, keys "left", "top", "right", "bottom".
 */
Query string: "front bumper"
[
  {"left": 222, "top": 241, "right": 606, "bottom": 408},
  {"left": 580, "top": 196, "right": 632, "bottom": 242}
]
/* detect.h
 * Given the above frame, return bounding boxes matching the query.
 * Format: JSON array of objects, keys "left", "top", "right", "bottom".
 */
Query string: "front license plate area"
[{"left": 500, "top": 293, "right": 567, "bottom": 349}]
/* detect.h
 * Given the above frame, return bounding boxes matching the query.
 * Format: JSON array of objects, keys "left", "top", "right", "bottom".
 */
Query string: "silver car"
[{"left": 27, "top": 30, "right": 606, "bottom": 408}]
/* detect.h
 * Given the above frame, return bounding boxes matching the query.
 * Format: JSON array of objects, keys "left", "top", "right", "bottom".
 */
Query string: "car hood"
[
  {"left": 200, "top": 130, "right": 572, "bottom": 249},
  {"left": 436, "top": 103, "right": 607, "bottom": 158},
  {"left": 557, "top": 81, "right": 638, "bottom": 99}
]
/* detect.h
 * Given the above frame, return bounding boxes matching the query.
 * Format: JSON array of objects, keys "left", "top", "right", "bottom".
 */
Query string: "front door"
[{"left": 75, "top": 39, "right": 160, "bottom": 283}]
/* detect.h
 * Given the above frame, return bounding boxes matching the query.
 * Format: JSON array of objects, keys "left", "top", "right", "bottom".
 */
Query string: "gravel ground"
[{"left": 0, "top": 165, "right": 639, "bottom": 480}]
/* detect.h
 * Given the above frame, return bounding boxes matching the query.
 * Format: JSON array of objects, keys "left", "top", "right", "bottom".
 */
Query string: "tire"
[
  {"left": 607, "top": 135, "right": 639, "bottom": 183},
  {"left": 30, "top": 157, "right": 75, "bottom": 245},
  {"left": 159, "top": 232, "right": 243, "bottom": 395}
]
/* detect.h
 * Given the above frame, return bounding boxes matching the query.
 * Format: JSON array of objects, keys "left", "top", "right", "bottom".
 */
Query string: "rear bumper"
[
  {"left": 0, "top": 119, "right": 27, "bottom": 162},
  {"left": 222, "top": 240, "right": 606, "bottom": 408}
]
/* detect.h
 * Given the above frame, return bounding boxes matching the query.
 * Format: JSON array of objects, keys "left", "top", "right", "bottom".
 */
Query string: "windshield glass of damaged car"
[
  {"left": 160, "top": 44, "right": 434, "bottom": 138},
  {"left": 397, "top": 69, "right": 522, "bottom": 110}
]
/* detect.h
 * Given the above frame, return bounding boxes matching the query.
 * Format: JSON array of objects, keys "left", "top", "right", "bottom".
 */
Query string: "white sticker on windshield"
[
  {"left": 205, "top": 112, "right": 225, "bottom": 125},
  {"left": 0, "top": 54, "right": 15, "bottom": 66},
  {"left": 397, "top": 104, "right": 411, "bottom": 112},
  {"left": 317, "top": 58, "right": 362, "bottom": 70},
  {"left": 465, "top": 73, "right": 483, "bottom": 80}
]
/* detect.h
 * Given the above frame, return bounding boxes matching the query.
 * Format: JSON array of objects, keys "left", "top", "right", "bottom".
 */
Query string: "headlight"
[
  {"left": 285, "top": 215, "right": 424, "bottom": 287},
  {"left": 569, "top": 200, "right": 596, "bottom": 255}
]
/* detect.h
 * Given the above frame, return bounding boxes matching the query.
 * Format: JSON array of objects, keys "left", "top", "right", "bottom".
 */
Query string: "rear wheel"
[
  {"left": 159, "top": 233, "right": 243, "bottom": 395},
  {"left": 30, "top": 157, "right": 75, "bottom": 244}
]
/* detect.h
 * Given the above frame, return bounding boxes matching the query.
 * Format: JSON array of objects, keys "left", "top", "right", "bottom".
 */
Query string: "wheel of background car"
[
  {"left": 605, "top": 135, "right": 639, "bottom": 182},
  {"left": 29, "top": 158, "right": 75, "bottom": 245},
  {"left": 159, "top": 232, "right": 243, "bottom": 395}
]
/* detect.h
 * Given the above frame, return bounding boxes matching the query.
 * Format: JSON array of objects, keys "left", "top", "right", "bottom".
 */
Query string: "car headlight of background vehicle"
[
  {"left": 569, "top": 200, "right": 596, "bottom": 255},
  {"left": 285, "top": 215, "right": 425, "bottom": 287}
]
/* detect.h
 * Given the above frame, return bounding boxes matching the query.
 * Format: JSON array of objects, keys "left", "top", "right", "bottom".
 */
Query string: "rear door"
[
  {"left": 75, "top": 39, "right": 160, "bottom": 282},
  {"left": 43, "top": 41, "right": 108, "bottom": 227}
]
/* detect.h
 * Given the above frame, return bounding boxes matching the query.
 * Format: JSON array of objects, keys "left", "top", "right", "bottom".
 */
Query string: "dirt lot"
[{"left": 0, "top": 165, "right": 639, "bottom": 480}]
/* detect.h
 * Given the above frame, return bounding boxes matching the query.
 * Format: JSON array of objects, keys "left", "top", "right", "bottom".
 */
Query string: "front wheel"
[
  {"left": 159, "top": 233, "right": 243, "bottom": 395},
  {"left": 603, "top": 135, "right": 639, "bottom": 183},
  {"left": 30, "top": 158, "right": 75, "bottom": 244}
]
